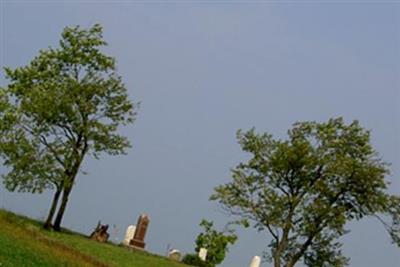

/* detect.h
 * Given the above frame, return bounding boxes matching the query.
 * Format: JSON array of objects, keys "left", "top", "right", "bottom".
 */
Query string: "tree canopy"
[
  {"left": 0, "top": 24, "right": 136, "bottom": 230},
  {"left": 211, "top": 118, "right": 400, "bottom": 267}
]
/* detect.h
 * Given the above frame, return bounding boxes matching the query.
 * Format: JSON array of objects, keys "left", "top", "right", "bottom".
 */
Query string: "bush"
[
  {"left": 194, "top": 220, "right": 237, "bottom": 266},
  {"left": 181, "top": 254, "right": 213, "bottom": 267}
]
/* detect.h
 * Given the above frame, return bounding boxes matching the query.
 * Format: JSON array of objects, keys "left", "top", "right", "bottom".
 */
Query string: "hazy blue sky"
[{"left": 0, "top": 1, "right": 399, "bottom": 267}]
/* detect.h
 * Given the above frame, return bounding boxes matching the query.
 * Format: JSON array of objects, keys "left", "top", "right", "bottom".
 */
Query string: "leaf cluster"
[{"left": 181, "top": 254, "right": 214, "bottom": 267}]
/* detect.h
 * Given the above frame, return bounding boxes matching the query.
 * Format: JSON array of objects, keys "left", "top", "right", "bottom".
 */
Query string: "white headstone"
[
  {"left": 249, "top": 255, "right": 261, "bottom": 267},
  {"left": 123, "top": 225, "right": 136, "bottom": 245},
  {"left": 168, "top": 249, "right": 182, "bottom": 261},
  {"left": 198, "top": 247, "right": 208, "bottom": 261}
]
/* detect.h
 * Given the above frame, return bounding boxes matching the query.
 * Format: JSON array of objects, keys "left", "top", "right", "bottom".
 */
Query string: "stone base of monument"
[
  {"left": 124, "top": 245, "right": 145, "bottom": 252},
  {"left": 123, "top": 243, "right": 145, "bottom": 252},
  {"left": 129, "top": 238, "right": 146, "bottom": 249}
]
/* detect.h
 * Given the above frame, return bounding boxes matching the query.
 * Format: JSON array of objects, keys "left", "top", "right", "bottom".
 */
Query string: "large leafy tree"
[
  {"left": 0, "top": 24, "right": 136, "bottom": 231},
  {"left": 211, "top": 118, "right": 400, "bottom": 267}
]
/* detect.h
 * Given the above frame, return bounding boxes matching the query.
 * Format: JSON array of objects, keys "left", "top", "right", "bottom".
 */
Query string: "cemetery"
[
  {"left": 88, "top": 213, "right": 261, "bottom": 266},
  {"left": 0, "top": 209, "right": 261, "bottom": 267}
]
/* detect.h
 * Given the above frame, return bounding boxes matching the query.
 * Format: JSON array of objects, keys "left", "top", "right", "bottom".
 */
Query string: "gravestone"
[
  {"left": 123, "top": 225, "right": 136, "bottom": 245},
  {"left": 249, "top": 255, "right": 261, "bottom": 267},
  {"left": 89, "top": 221, "right": 109, "bottom": 243},
  {"left": 130, "top": 214, "right": 150, "bottom": 249},
  {"left": 198, "top": 247, "right": 207, "bottom": 261},
  {"left": 168, "top": 249, "right": 182, "bottom": 261},
  {"left": 112, "top": 224, "right": 119, "bottom": 243}
]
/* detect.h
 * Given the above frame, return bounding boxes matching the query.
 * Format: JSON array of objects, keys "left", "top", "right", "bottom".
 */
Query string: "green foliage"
[
  {"left": 0, "top": 24, "right": 136, "bottom": 228},
  {"left": 181, "top": 254, "right": 213, "bottom": 267},
  {"left": 189, "top": 219, "right": 237, "bottom": 267},
  {"left": 211, "top": 118, "right": 400, "bottom": 267}
]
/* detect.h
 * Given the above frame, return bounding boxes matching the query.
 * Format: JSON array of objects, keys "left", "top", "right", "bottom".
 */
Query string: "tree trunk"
[
  {"left": 285, "top": 260, "right": 298, "bottom": 267},
  {"left": 274, "top": 258, "right": 281, "bottom": 267},
  {"left": 52, "top": 145, "right": 86, "bottom": 231},
  {"left": 52, "top": 186, "right": 72, "bottom": 231},
  {"left": 273, "top": 248, "right": 282, "bottom": 267},
  {"left": 43, "top": 186, "right": 62, "bottom": 229}
]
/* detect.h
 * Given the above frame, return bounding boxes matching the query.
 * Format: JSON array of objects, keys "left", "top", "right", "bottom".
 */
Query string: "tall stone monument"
[{"left": 130, "top": 214, "right": 150, "bottom": 249}]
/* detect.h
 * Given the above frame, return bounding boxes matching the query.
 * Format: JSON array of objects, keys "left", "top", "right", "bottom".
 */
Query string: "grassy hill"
[{"left": 0, "top": 209, "right": 189, "bottom": 267}]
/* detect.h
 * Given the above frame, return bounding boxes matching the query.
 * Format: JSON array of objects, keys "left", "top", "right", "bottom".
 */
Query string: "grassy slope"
[{"left": 0, "top": 209, "right": 189, "bottom": 267}]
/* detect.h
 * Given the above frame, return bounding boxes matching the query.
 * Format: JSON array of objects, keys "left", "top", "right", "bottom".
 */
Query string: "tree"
[
  {"left": 182, "top": 219, "right": 237, "bottom": 267},
  {"left": 0, "top": 24, "right": 136, "bottom": 231},
  {"left": 211, "top": 118, "right": 400, "bottom": 267}
]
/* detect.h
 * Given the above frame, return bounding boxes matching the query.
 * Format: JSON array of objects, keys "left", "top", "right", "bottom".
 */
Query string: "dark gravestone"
[
  {"left": 130, "top": 214, "right": 150, "bottom": 249},
  {"left": 90, "top": 221, "right": 110, "bottom": 243}
]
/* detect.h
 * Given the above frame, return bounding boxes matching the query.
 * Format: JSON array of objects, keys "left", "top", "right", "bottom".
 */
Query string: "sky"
[{"left": 0, "top": 1, "right": 399, "bottom": 267}]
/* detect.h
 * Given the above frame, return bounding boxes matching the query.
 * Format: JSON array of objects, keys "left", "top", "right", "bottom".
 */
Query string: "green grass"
[{"left": 0, "top": 209, "right": 189, "bottom": 267}]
